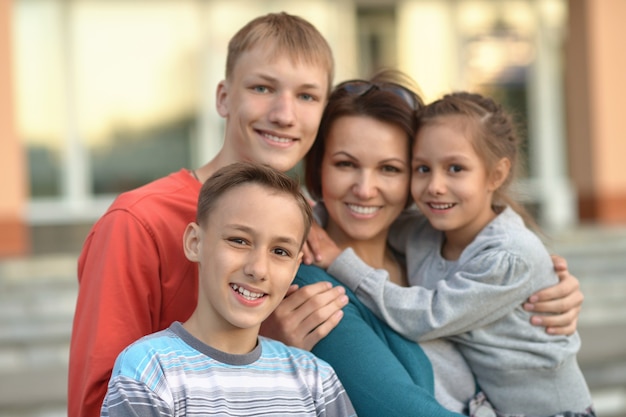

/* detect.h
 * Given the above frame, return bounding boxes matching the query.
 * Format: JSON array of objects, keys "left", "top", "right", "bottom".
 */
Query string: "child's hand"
[{"left": 302, "top": 223, "right": 342, "bottom": 268}]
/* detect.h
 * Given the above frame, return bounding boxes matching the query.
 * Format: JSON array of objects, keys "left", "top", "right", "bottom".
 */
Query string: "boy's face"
[
  {"left": 216, "top": 45, "right": 329, "bottom": 173},
  {"left": 184, "top": 183, "right": 305, "bottom": 333}
]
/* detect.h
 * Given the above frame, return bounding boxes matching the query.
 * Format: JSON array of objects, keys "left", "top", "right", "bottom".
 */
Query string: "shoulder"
[
  {"left": 112, "top": 328, "right": 181, "bottom": 378},
  {"left": 468, "top": 207, "right": 549, "bottom": 258},
  {"left": 294, "top": 264, "right": 344, "bottom": 288},
  {"left": 461, "top": 208, "right": 555, "bottom": 282},
  {"left": 259, "top": 337, "right": 335, "bottom": 372},
  {"left": 90, "top": 169, "right": 200, "bottom": 235},
  {"left": 110, "top": 169, "right": 200, "bottom": 212}
]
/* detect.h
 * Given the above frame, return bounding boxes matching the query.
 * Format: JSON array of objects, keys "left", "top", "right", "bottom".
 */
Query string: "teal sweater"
[{"left": 294, "top": 264, "right": 463, "bottom": 417}]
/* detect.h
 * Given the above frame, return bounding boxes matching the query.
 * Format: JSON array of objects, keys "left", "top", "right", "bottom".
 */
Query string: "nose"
[
  {"left": 352, "top": 170, "right": 378, "bottom": 199},
  {"left": 243, "top": 249, "right": 268, "bottom": 281},
  {"left": 268, "top": 92, "right": 296, "bottom": 127},
  {"left": 427, "top": 171, "right": 446, "bottom": 195}
]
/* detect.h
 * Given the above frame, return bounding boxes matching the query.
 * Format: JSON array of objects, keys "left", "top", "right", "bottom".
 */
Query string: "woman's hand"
[
  {"left": 260, "top": 282, "right": 349, "bottom": 351},
  {"left": 524, "top": 255, "right": 584, "bottom": 335}
]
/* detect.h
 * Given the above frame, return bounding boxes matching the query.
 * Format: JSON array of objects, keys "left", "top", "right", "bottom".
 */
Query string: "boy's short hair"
[
  {"left": 225, "top": 12, "right": 334, "bottom": 94},
  {"left": 197, "top": 162, "right": 313, "bottom": 247}
]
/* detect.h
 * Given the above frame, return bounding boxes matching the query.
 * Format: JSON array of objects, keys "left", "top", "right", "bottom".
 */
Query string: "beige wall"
[
  {"left": 0, "top": 0, "right": 29, "bottom": 256},
  {"left": 566, "top": 0, "right": 626, "bottom": 223}
]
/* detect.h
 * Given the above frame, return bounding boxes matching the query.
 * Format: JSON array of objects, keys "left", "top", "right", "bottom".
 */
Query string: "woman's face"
[{"left": 320, "top": 115, "right": 411, "bottom": 245}]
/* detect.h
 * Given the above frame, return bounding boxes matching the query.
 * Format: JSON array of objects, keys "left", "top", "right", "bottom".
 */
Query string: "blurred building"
[{"left": 1, "top": 0, "right": 625, "bottom": 257}]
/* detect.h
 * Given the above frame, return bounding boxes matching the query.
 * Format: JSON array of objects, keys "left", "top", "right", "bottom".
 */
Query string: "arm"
[
  {"left": 328, "top": 248, "right": 532, "bottom": 342},
  {"left": 69, "top": 211, "right": 163, "bottom": 417},
  {"left": 102, "top": 376, "right": 172, "bottom": 417},
  {"left": 295, "top": 265, "right": 464, "bottom": 417},
  {"left": 525, "top": 255, "right": 583, "bottom": 335}
]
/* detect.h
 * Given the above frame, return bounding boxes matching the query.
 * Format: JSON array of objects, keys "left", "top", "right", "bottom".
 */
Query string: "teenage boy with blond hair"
[{"left": 101, "top": 162, "right": 356, "bottom": 417}]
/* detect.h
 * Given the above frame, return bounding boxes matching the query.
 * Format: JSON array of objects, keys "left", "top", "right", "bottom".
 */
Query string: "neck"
[
  {"left": 325, "top": 222, "right": 407, "bottom": 286},
  {"left": 183, "top": 310, "right": 258, "bottom": 355},
  {"left": 192, "top": 155, "right": 231, "bottom": 184},
  {"left": 442, "top": 208, "right": 499, "bottom": 260},
  {"left": 326, "top": 224, "right": 388, "bottom": 269}
]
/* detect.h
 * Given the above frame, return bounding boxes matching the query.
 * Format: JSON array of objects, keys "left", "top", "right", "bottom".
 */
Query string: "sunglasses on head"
[{"left": 335, "top": 79, "right": 421, "bottom": 110}]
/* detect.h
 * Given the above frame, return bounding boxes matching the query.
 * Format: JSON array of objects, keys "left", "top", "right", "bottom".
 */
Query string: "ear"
[
  {"left": 183, "top": 222, "right": 202, "bottom": 262},
  {"left": 488, "top": 158, "right": 511, "bottom": 192},
  {"left": 215, "top": 80, "right": 229, "bottom": 118}
]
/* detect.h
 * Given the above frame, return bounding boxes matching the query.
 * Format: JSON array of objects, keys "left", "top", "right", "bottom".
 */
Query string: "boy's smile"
[{"left": 216, "top": 45, "right": 329, "bottom": 173}]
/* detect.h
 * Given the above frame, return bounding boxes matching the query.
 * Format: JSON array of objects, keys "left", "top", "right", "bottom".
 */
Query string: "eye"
[
  {"left": 228, "top": 237, "right": 248, "bottom": 246},
  {"left": 381, "top": 164, "right": 402, "bottom": 174},
  {"left": 448, "top": 164, "right": 463, "bottom": 173},
  {"left": 335, "top": 160, "right": 355, "bottom": 168},
  {"left": 414, "top": 165, "right": 430, "bottom": 174},
  {"left": 299, "top": 92, "right": 317, "bottom": 102},
  {"left": 272, "top": 247, "right": 292, "bottom": 257},
  {"left": 252, "top": 85, "right": 270, "bottom": 94}
]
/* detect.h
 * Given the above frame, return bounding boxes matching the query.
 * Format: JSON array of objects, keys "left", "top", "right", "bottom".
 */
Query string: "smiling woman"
[{"left": 305, "top": 69, "right": 420, "bottom": 286}]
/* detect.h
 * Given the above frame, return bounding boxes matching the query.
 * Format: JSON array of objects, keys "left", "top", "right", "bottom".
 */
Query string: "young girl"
[{"left": 324, "top": 91, "right": 595, "bottom": 416}]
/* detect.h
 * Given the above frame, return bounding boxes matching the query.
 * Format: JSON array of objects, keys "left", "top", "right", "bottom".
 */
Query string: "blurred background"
[{"left": 0, "top": 0, "right": 625, "bottom": 416}]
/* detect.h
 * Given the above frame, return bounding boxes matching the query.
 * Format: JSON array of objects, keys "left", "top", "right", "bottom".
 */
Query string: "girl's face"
[
  {"left": 411, "top": 118, "right": 499, "bottom": 243},
  {"left": 321, "top": 115, "right": 411, "bottom": 246}
]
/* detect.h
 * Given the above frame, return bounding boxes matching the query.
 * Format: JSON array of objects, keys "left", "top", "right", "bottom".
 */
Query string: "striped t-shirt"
[{"left": 101, "top": 322, "right": 356, "bottom": 417}]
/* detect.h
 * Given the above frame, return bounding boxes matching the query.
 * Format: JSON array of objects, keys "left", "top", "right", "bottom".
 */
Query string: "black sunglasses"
[{"left": 335, "top": 79, "right": 422, "bottom": 110}]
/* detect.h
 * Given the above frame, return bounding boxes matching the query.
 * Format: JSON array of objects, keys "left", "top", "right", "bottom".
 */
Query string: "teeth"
[
  {"left": 231, "top": 284, "right": 264, "bottom": 300},
  {"left": 429, "top": 203, "right": 454, "bottom": 210},
  {"left": 263, "top": 133, "right": 292, "bottom": 143},
  {"left": 347, "top": 204, "right": 379, "bottom": 215}
]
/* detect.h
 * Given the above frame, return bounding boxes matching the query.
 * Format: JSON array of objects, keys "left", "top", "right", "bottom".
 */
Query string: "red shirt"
[{"left": 68, "top": 169, "right": 202, "bottom": 417}]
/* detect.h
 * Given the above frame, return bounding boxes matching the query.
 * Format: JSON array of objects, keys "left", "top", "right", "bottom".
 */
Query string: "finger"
[
  {"left": 284, "top": 284, "right": 299, "bottom": 297},
  {"left": 527, "top": 272, "right": 579, "bottom": 303},
  {"left": 550, "top": 254, "right": 568, "bottom": 271},
  {"left": 526, "top": 288, "right": 584, "bottom": 313},
  {"left": 297, "top": 291, "right": 348, "bottom": 334},
  {"left": 530, "top": 306, "right": 579, "bottom": 327},
  {"left": 531, "top": 311, "right": 579, "bottom": 336},
  {"left": 546, "top": 317, "right": 578, "bottom": 336},
  {"left": 274, "top": 283, "right": 346, "bottom": 334},
  {"left": 305, "top": 224, "right": 326, "bottom": 262},
  {"left": 301, "top": 310, "right": 345, "bottom": 350},
  {"left": 302, "top": 242, "right": 315, "bottom": 265},
  {"left": 263, "top": 284, "right": 347, "bottom": 349},
  {"left": 280, "top": 281, "right": 334, "bottom": 311}
]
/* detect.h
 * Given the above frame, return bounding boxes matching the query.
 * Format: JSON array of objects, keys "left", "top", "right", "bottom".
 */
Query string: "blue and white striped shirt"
[{"left": 101, "top": 322, "right": 356, "bottom": 417}]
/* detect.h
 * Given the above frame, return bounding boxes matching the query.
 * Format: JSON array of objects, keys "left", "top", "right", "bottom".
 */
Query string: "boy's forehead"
[
  {"left": 206, "top": 184, "right": 305, "bottom": 245},
  {"left": 230, "top": 42, "right": 331, "bottom": 87}
]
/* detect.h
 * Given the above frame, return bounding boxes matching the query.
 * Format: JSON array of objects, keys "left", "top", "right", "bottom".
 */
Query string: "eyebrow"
[
  {"left": 333, "top": 151, "right": 408, "bottom": 165},
  {"left": 228, "top": 224, "right": 301, "bottom": 248},
  {"left": 254, "top": 73, "right": 323, "bottom": 91}
]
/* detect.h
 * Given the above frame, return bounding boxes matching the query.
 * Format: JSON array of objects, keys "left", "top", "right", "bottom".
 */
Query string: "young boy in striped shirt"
[{"left": 101, "top": 162, "right": 356, "bottom": 417}]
